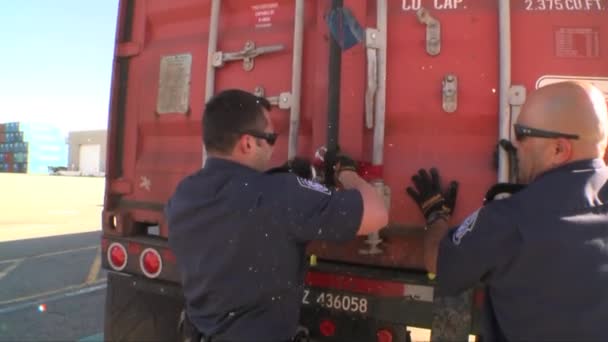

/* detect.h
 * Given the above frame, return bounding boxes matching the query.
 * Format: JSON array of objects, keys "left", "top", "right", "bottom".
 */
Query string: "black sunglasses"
[
  {"left": 513, "top": 123, "right": 579, "bottom": 142},
  {"left": 240, "top": 130, "right": 278, "bottom": 146}
]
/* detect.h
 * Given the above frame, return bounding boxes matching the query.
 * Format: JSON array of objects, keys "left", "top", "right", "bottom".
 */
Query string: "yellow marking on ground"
[{"left": 85, "top": 247, "right": 102, "bottom": 284}]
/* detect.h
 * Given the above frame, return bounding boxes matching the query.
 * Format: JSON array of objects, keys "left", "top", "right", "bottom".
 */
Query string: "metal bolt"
[
  {"left": 244, "top": 60, "right": 254, "bottom": 71},
  {"left": 447, "top": 75, "right": 455, "bottom": 82}
]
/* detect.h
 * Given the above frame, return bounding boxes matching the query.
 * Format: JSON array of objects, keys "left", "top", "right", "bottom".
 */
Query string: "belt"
[
  {"left": 181, "top": 317, "right": 294, "bottom": 342},
  {"left": 179, "top": 309, "right": 303, "bottom": 342}
]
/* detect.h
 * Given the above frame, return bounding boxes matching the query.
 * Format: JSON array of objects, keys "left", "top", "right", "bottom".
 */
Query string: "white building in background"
[{"left": 67, "top": 130, "right": 107, "bottom": 175}]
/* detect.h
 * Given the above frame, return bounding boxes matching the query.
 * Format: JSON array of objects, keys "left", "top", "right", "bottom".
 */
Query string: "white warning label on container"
[
  {"left": 251, "top": 2, "right": 279, "bottom": 29},
  {"left": 536, "top": 75, "right": 608, "bottom": 99},
  {"left": 157, "top": 54, "right": 192, "bottom": 115},
  {"left": 554, "top": 27, "right": 600, "bottom": 58}
]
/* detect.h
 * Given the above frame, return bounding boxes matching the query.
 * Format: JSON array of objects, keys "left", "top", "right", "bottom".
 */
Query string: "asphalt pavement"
[{"left": 0, "top": 231, "right": 106, "bottom": 342}]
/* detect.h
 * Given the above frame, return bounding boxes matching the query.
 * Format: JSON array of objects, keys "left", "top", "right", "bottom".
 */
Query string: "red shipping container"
[
  {"left": 100, "top": 1, "right": 608, "bottom": 340},
  {"left": 103, "top": 0, "right": 608, "bottom": 270},
  {"left": 4, "top": 152, "right": 13, "bottom": 164}
]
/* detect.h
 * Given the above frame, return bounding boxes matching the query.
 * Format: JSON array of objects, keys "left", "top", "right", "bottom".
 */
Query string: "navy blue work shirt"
[
  {"left": 165, "top": 158, "right": 363, "bottom": 341},
  {"left": 437, "top": 158, "right": 608, "bottom": 341}
]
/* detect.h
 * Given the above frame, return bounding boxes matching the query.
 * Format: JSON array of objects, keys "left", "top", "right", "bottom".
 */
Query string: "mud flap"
[
  {"left": 104, "top": 271, "right": 184, "bottom": 342},
  {"left": 430, "top": 288, "right": 474, "bottom": 342}
]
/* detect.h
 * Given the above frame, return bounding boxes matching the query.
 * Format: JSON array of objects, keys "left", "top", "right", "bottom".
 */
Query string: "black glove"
[
  {"left": 406, "top": 168, "right": 458, "bottom": 224},
  {"left": 484, "top": 182, "right": 525, "bottom": 204},
  {"left": 265, "top": 157, "right": 314, "bottom": 179},
  {"left": 323, "top": 147, "right": 357, "bottom": 187}
]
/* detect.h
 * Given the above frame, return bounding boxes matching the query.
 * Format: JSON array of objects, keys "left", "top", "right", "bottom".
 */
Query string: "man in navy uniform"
[
  {"left": 407, "top": 81, "right": 608, "bottom": 341},
  {"left": 166, "top": 89, "right": 388, "bottom": 342}
]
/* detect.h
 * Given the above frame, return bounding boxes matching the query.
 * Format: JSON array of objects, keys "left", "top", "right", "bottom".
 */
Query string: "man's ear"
[
  {"left": 554, "top": 138, "right": 572, "bottom": 164},
  {"left": 236, "top": 135, "right": 251, "bottom": 154}
]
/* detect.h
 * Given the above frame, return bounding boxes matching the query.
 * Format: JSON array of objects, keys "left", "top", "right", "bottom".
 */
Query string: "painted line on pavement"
[
  {"left": 0, "top": 260, "right": 22, "bottom": 281},
  {"left": 0, "top": 278, "right": 107, "bottom": 311},
  {"left": 0, "top": 245, "right": 98, "bottom": 265},
  {"left": 85, "top": 247, "right": 102, "bottom": 284},
  {"left": 79, "top": 333, "right": 104, "bottom": 342}
]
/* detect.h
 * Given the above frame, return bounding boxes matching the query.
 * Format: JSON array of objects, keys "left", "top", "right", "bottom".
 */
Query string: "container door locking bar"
[
  {"left": 205, "top": 0, "right": 304, "bottom": 160},
  {"left": 212, "top": 40, "right": 285, "bottom": 71},
  {"left": 365, "top": 28, "right": 380, "bottom": 129}
]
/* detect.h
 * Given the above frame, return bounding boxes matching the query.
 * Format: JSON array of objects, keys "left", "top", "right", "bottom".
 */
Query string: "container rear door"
[
  {"left": 103, "top": 0, "right": 331, "bottom": 237},
  {"left": 308, "top": 1, "right": 501, "bottom": 270},
  {"left": 104, "top": 0, "right": 212, "bottom": 237},
  {"left": 103, "top": 0, "right": 608, "bottom": 271},
  {"left": 307, "top": 0, "right": 608, "bottom": 271}
]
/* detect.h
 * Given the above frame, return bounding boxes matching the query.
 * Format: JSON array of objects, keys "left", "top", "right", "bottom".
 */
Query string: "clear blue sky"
[{"left": 0, "top": 0, "right": 119, "bottom": 134}]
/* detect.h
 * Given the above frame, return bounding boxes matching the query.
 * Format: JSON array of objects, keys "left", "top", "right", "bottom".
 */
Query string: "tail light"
[
  {"left": 140, "top": 248, "right": 162, "bottom": 278},
  {"left": 319, "top": 319, "right": 336, "bottom": 337},
  {"left": 376, "top": 329, "right": 393, "bottom": 342},
  {"left": 107, "top": 243, "right": 127, "bottom": 271}
]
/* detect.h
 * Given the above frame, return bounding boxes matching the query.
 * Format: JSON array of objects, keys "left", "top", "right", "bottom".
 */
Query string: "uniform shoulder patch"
[
  {"left": 452, "top": 209, "right": 480, "bottom": 245},
  {"left": 296, "top": 177, "right": 332, "bottom": 195}
]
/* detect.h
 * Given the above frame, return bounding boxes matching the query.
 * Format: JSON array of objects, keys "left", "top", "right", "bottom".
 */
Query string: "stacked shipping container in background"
[{"left": 0, "top": 122, "right": 68, "bottom": 173}]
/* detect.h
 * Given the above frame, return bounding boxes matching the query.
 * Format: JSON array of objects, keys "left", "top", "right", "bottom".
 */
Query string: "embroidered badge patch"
[
  {"left": 452, "top": 209, "right": 480, "bottom": 245},
  {"left": 297, "top": 177, "right": 332, "bottom": 195}
]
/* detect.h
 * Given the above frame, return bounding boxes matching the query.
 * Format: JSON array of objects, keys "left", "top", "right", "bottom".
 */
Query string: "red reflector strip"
[
  {"left": 306, "top": 272, "right": 403, "bottom": 296},
  {"left": 162, "top": 249, "right": 176, "bottom": 263},
  {"left": 305, "top": 271, "right": 434, "bottom": 302},
  {"left": 128, "top": 242, "right": 142, "bottom": 255}
]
